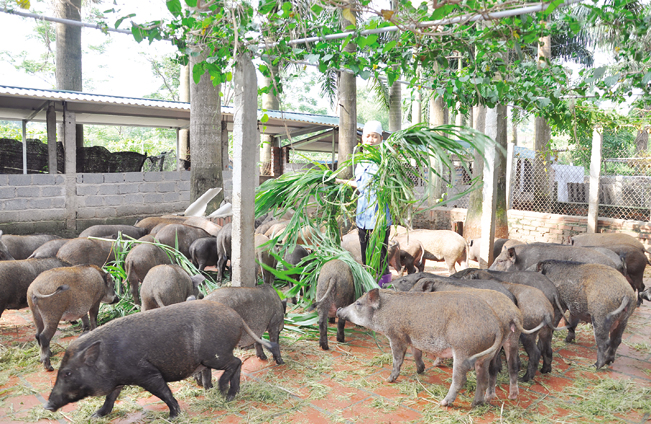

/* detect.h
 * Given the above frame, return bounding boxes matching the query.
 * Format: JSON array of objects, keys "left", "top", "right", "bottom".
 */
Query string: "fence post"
[
  {"left": 587, "top": 127, "right": 602, "bottom": 233},
  {"left": 506, "top": 142, "right": 514, "bottom": 210},
  {"left": 479, "top": 106, "right": 499, "bottom": 268},
  {"left": 63, "top": 107, "right": 77, "bottom": 232},
  {"left": 46, "top": 102, "right": 57, "bottom": 174}
]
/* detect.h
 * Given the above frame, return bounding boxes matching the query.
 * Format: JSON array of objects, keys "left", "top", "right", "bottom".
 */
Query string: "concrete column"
[
  {"left": 428, "top": 94, "right": 445, "bottom": 207},
  {"left": 231, "top": 52, "right": 257, "bottom": 287},
  {"left": 21, "top": 120, "right": 27, "bottom": 174},
  {"left": 506, "top": 142, "right": 515, "bottom": 210},
  {"left": 587, "top": 128, "right": 602, "bottom": 233},
  {"left": 46, "top": 102, "right": 57, "bottom": 174},
  {"left": 221, "top": 121, "right": 229, "bottom": 171},
  {"left": 479, "top": 107, "right": 498, "bottom": 268},
  {"left": 63, "top": 109, "right": 77, "bottom": 232},
  {"left": 179, "top": 64, "right": 190, "bottom": 161}
]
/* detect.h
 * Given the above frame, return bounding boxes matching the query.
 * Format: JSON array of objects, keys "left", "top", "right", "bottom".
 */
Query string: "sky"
[{"left": 0, "top": 0, "right": 177, "bottom": 98}]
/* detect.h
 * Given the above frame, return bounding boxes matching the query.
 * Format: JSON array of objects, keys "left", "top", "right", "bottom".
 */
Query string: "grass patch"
[
  {"left": 306, "top": 382, "right": 330, "bottom": 400},
  {"left": 550, "top": 375, "right": 651, "bottom": 421},
  {"left": 368, "top": 353, "right": 392, "bottom": 367},
  {"left": 625, "top": 341, "right": 651, "bottom": 353},
  {"left": 369, "top": 397, "right": 398, "bottom": 412}
]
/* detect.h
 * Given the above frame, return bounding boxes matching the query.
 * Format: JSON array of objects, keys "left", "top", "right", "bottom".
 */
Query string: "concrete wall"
[
  {"left": 416, "top": 207, "right": 651, "bottom": 250},
  {"left": 0, "top": 171, "right": 234, "bottom": 236}
]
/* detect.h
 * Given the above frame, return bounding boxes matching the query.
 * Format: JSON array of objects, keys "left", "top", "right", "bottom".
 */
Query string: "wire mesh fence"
[{"left": 507, "top": 143, "right": 651, "bottom": 222}]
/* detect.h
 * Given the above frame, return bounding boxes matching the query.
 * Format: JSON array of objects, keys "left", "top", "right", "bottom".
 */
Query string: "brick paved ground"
[{"left": 1, "top": 263, "right": 650, "bottom": 424}]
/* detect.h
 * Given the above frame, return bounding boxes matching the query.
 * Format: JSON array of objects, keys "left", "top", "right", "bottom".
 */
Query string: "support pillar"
[
  {"left": 506, "top": 142, "right": 515, "bottom": 210},
  {"left": 46, "top": 102, "right": 57, "bottom": 174},
  {"left": 587, "top": 128, "right": 602, "bottom": 233},
  {"left": 63, "top": 108, "right": 77, "bottom": 232},
  {"left": 179, "top": 64, "right": 190, "bottom": 162},
  {"left": 221, "top": 121, "right": 229, "bottom": 170},
  {"left": 231, "top": 52, "right": 258, "bottom": 287},
  {"left": 21, "top": 120, "right": 27, "bottom": 174},
  {"left": 479, "top": 107, "right": 499, "bottom": 268}
]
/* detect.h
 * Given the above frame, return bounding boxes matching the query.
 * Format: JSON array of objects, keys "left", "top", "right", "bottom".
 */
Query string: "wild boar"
[
  {"left": 27, "top": 265, "right": 118, "bottom": 371},
  {"left": 154, "top": 224, "right": 210, "bottom": 259},
  {"left": 315, "top": 259, "right": 355, "bottom": 350},
  {"left": 0, "top": 232, "right": 61, "bottom": 260},
  {"left": 0, "top": 258, "right": 69, "bottom": 318},
  {"left": 56, "top": 238, "right": 116, "bottom": 268},
  {"left": 28, "top": 239, "right": 70, "bottom": 259},
  {"left": 140, "top": 264, "right": 205, "bottom": 311},
  {"left": 45, "top": 301, "right": 279, "bottom": 418},
  {"left": 537, "top": 260, "right": 636, "bottom": 368},
  {"left": 124, "top": 243, "right": 172, "bottom": 304},
  {"left": 396, "top": 230, "right": 468, "bottom": 275},
  {"left": 337, "top": 289, "right": 505, "bottom": 407},
  {"left": 189, "top": 236, "right": 218, "bottom": 271},
  {"left": 79, "top": 225, "right": 147, "bottom": 240},
  {"left": 203, "top": 284, "right": 285, "bottom": 364}
]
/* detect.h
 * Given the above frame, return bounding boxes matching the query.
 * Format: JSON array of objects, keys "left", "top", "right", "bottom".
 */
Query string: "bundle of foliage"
[{"left": 255, "top": 123, "right": 493, "bottom": 304}]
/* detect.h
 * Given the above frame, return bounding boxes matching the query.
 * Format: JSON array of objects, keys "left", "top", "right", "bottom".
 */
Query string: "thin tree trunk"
[
  {"left": 55, "top": 0, "right": 83, "bottom": 149},
  {"left": 260, "top": 65, "right": 280, "bottom": 176},
  {"left": 495, "top": 104, "right": 509, "bottom": 239},
  {"left": 534, "top": 33, "right": 552, "bottom": 212},
  {"left": 190, "top": 51, "right": 223, "bottom": 213},
  {"left": 635, "top": 127, "right": 649, "bottom": 154},
  {"left": 336, "top": 6, "right": 357, "bottom": 180}
]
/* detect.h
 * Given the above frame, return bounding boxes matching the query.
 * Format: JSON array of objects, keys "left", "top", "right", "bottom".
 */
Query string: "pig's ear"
[
  {"left": 507, "top": 247, "right": 516, "bottom": 260},
  {"left": 81, "top": 341, "right": 101, "bottom": 366},
  {"left": 191, "top": 275, "right": 206, "bottom": 288},
  {"left": 367, "top": 288, "right": 381, "bottom": 309},
  {"left": 420, "top": 280, "right": 434, "bottom": 292},
  {"left": 536, "top": 262, "right": 544, "bottom": 273}
]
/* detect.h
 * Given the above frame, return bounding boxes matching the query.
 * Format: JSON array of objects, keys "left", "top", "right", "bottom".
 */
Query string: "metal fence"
[{"left": 508, "top": 143, "right": 651, "bottom": 222}]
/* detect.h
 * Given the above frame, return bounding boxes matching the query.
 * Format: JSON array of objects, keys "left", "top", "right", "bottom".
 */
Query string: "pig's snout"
[
  {"left": 44, "top": 401, "right": 58, "bottom": 412},
  {"left": 335, "top": 307, "right": 344, "bottom": 319}
]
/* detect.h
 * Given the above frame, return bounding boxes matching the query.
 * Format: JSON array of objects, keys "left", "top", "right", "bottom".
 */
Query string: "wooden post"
[
  {"left": 63, "top": 106, "right": 77, "bottom": 232},
  {"left": 231, "top": 52, "right": 258, "bottom": 287},
  {"left": 479, "top": 106, "right": 499, "bottom": 268},
  {"left": 179, "top": 64, "right": 190, "bottom": 161},
  {"left": 21, "top": 120, "right": 27, "bottom": 174},
  {"left": 46, "top": 102, "right": 57, "bottom": 174},
  {"left": 587, "top": 127, "right": 602, "bottom": 233},
  {"left": 506, "top": 142, "right": 515, "bottom": 210}
]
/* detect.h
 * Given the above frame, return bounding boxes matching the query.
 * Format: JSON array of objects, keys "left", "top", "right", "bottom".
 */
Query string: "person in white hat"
[{"left": 337, "top": 120, "right": 393, "bottom": 287}]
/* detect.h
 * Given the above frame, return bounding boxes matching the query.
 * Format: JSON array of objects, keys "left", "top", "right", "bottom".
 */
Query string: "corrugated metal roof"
[
  {"left": 0, "top": 85, "right": 346, "bottom": 129},
  {"left": 0, "top": 85, "right": 191, "bottom": 110}
]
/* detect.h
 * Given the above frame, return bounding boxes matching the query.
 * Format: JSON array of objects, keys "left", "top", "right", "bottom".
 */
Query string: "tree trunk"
[
  {"left": 495, "top": 104, "right": 509, "bottom": 239},
  {"left": 534, "top": 33, "right": 552, "bottom": 212},
  {"left": 428, "top": 90, "right": 446, "bottom": 208},
  {"left": 190, "top": 51, "right": 223, "bottom": 213},
  {"left": 464, "top": 105, "right": 486, "bottom": 239},
  {"left": 55, "top": 0, "right": 83, "bottom": 149},
  {"left": 389, "top": 73, "right": 401, "bottom": 132},
  {"left": 336, "top": 6, "right": 357, "bottom": 180},
  {"left": 260, "top": 66, "right": 280, "bottom": 176},
  {"left": 635, "top": 127, "right": 649, "bottom": 154}
]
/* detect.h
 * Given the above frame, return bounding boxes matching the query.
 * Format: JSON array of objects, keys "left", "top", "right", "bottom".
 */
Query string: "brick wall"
[
  {"left": 416, "top": 207, "right": 651, "bottom": 250},
  {"left": 0, "top": 171, "right": 234, "bottom": 236},
  {"left": 75, "top": 172, "right": 192, "bottom": 231},
  {"left": 0, "top": 173, "right": 67, "bottom": 234}
]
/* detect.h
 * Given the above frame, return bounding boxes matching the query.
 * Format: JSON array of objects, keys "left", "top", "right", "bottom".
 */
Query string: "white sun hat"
[{"left": 362, "top": 120, "right": 383, "bottom": 136}]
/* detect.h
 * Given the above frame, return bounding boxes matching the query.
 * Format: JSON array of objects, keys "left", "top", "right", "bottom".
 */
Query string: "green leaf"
[
  {"left": 166, "top": 0, "right": 183, "bottom": 17},
  {"left": 192, "top": 63, "right": 204, "bottom": 84},
  {"left": 604, "top": 74, "right": 619, "bottom": 87},
  {"left": 544, "top": 0, "right": 564, "bottom": 17},
  {"left": 430, "top": 4, "right": 455, "bottom": 21},
  {"left": 261, "top": 113, "right": 270, "bottom": 123},
  {"left": 115, "top": 13, "right": 135, "bottom": 29},
  {"left": 642, "top": 71, "right": 651, "bottom": 85},
  {"left": 311, "top": 4, "right": 323, "bottom": 14},
  {"left": 259, "top": 0, "right": 276, "bottom": 14},
  {"left": 593, "top": 66, "right": 607, "bottom": 79},
  {"left": 131, "top": 25, "right": 144, "bottom": 43},
  {"left": 184, "top": 0, "right": 197, "bottom": 6}
]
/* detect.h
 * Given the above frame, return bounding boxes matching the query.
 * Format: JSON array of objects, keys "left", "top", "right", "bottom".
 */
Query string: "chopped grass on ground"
[{"left": 625, "top": 341, "right": 651, "bottom": 353}]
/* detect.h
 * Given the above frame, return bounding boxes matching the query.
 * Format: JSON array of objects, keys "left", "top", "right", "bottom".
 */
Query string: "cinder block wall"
[
  {"left": 0, "top": 174, "right": 67, "bottom": 234},
  {"left": 75, "top": 172, "right": 192, "bottom": 231},
  {"left": 0, "top": 171, "right": 234, "bottom": 236}
]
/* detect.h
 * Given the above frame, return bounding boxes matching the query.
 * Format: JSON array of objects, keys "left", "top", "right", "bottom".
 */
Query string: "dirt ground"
[{"left": 1, "top": 261, "right": 650, "bottom": 424}]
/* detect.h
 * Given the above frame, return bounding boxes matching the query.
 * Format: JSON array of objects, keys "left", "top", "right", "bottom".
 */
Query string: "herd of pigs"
[{"left": 0, "top": 213, "right": 650, "bottom": 419}]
